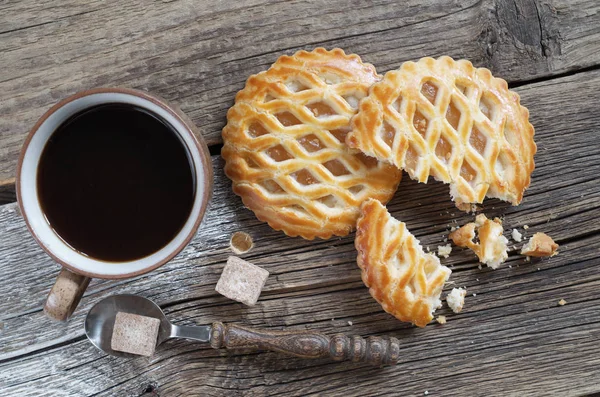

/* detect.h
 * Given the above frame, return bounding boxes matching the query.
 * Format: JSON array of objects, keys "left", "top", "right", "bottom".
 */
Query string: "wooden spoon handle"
[{"left": 210, "top": 322, "right": 399, "bottom": 366}]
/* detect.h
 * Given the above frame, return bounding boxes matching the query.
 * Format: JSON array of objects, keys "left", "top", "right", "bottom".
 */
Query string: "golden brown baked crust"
[
  {"left": 520, "top": 232, "right": 559, "bottom": 257},
  {"left": 222, "top": 48, "right": 402, "bottom": 239},
  {"left": 355, "top": 198, "right": 451, "bottom": 327},
  {"left": 449, "top": 214, "right": 508, "bottom": 269},
  {"left": 347, "top": 56, "right": 536, "bottom": 211}
]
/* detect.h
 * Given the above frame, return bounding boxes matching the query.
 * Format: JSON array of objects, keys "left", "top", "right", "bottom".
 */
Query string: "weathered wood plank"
[
  {"left": 1, "top": 0, "right": 600, "bottom": 184},
  {"left": 2, "top": 270, "right": 600, "bottom": 397},
  {"left": 0, "top": 67, "right": 599, "bottom": 395},
  {"left": 1, "top": 235, "right": 600, "bottom": 396}
]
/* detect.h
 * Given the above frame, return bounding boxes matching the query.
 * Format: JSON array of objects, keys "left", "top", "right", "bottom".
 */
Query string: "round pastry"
[
  {"left": 347, "top": 56, "right": 536, "bottom": 211},
  {"left": 222, "top": 48, "right": 402, "bottom": 239}
]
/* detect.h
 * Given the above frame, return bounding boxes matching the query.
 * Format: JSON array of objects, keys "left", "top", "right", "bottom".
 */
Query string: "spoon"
[{"left": 85, "top": 294, "right": 400, "bottom": 366}]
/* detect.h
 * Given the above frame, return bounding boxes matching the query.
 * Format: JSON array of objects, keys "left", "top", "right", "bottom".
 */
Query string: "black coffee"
[{"left": 37, "top": 104, "right": 196, "bottom": 262}]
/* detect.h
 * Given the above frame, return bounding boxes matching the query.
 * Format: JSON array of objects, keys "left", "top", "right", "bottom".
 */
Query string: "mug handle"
[{"left": 44, "top": 268, "right": 91, "bottom": 321}]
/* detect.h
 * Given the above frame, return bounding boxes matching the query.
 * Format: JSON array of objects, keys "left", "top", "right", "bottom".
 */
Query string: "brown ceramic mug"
[{"left": 16, "top": 88, "right": 213, "bottom": 321}]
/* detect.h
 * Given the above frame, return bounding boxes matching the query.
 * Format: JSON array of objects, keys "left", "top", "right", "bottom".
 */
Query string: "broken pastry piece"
[
  {"left": 446, "top": 287, "right": 467, "bottom": 313},
  {"left": 520, "top": 232, "right": 558, "bottom": 257},
  {"left": 355, "top": 199, "right": 452, "bottom": 327},
  {"left": 449, "top": 214, "right": 508, "bottom": 269},
  {"left": 347, "top": 56, "right": 536, "bottom": 212}
]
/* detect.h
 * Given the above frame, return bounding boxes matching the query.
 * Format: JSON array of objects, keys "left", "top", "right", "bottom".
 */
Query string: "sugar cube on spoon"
[{"left": 110, "top": 312, "right": 161, "bottom": 357}]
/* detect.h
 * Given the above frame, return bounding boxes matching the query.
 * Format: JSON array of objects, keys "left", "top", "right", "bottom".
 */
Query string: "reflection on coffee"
[{"left": 37, "top": 104, "right": 196, "bottom": 262}]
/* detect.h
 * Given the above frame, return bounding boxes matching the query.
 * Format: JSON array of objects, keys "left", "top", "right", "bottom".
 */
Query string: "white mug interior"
[{"left": 19, "top": 91, "right": 207, "bottom": 278}]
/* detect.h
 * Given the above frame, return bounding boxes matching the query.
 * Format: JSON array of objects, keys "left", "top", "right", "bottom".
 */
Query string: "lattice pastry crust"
[
  {"left": 222, "top": 48, "right": 402, "bottom": 239},
  {"left": 355, "top": 199, "right": 451, "bottom": 327},
  {"left": 348, "top": 56, "right": 536, "bottom": 211}
]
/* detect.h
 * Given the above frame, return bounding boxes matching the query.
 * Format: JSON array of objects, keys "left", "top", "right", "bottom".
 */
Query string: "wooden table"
[{"left": 1, "top": 1, "right": 600, "bottom": 395}]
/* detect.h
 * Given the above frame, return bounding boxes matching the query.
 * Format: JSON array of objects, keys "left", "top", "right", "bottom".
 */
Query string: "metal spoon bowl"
[{"left": 84, "top": 294, "right": 209, "bottom": 357}]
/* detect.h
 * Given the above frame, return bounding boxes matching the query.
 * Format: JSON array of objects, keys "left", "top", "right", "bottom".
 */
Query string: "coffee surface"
[{"left": 37, "top": 104, "right": 196, "bottom": 262}]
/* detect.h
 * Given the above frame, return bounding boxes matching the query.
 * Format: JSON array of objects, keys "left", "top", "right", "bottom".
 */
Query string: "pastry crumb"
[
  {"left": 520, "top": 232, "right": 559, "bottom": 257},
  {"left": 523, "top": 225, "right": 530, "bottom": 230},
  {"left": 446, "top": 288, "right": 467, "bottom": 313},
  {"left": 424, "top": 391, "right": 429, "bottom": 396},
  {"left": 558, "top": 299, "right": 567, "bottom": 306},
  {"left": 437, "top": 244, "right": 452, "bottom": 258},
  {"left": 512, "top": 228, "right": 522, "bottom": 242},
  {"left": 347, "top": 320, "right": 353, "bottom": 326},
  {"left": 436, "top": 315, "right": 447, "bottom": 324},
  {"left": 449, "top": 214, "right": 508, "bottom": 269}
]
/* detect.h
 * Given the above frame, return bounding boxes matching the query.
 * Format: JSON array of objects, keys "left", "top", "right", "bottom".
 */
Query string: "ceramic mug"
[{"left": 16, "top": 88, "right": 213, "bottom": 321}]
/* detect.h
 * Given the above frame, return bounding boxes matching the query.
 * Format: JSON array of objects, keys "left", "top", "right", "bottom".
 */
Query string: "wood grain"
[
  {"left": 1, "top": 0, "right": 600, "bottom": 185},
  {"left": 0, "top": 64, "right": 599, "bottom": 395}
]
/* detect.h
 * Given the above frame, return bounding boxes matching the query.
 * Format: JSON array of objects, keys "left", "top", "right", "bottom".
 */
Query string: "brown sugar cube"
[
  {"left": 110, "top": 312, "right": 161, "bottom": 357},
  {"left": 215, "top": 256, "right": 269, "bottom": 306}
]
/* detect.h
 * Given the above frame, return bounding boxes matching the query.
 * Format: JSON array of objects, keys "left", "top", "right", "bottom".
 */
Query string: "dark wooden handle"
[{"left": 210, "top": 322, "right": 399, "bottom": 366}]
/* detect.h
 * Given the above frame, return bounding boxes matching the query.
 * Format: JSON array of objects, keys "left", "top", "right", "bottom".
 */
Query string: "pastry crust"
[
  {"left": 222, "top": 48, "right": 402, "bottom": 239},
  {"left": 347, "top": 56, "right": 536, "bottom": 211},
  {"left": 355, "top": 198, "right": 451, "bottom": 327},
  {"left": 521, "top": 232, "right": 558, "bottom": 257},
  {"left": 449, "top": 214, "right": 508, "bottom": 269}
]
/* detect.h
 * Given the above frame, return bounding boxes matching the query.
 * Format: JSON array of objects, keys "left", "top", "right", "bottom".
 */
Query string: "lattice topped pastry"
[
  {"left": 355, "top": 199, "right": 451, "bottom": 327},
  {"left": 347, "top": 56, "right": 536, "bottom": 211},
  {"left": 222, "top": 48, "right": 402, "bottom": 239}
]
